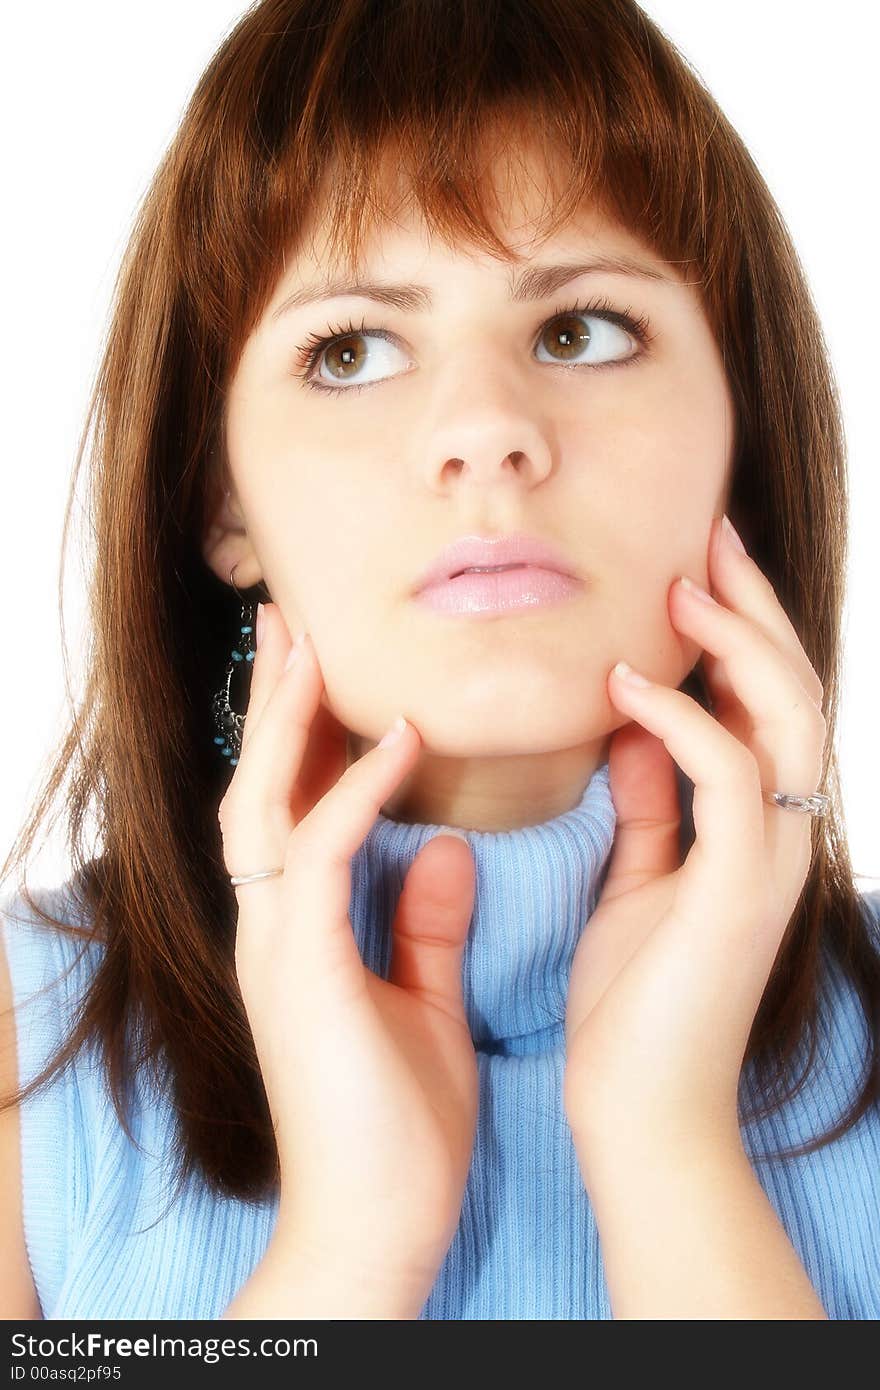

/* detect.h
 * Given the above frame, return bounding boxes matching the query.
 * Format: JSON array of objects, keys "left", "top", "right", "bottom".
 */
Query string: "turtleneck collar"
[{"left": 348, "top": 760, "right": 617, "bottom": 1054}]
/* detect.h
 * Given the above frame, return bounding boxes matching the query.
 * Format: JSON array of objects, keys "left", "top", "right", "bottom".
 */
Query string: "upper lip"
[{"left": 414, "top": 532, "right": 579, "bottom": 592}]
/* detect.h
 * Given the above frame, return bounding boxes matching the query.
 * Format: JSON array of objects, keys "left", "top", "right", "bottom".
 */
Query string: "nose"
[{"left": 419, "top": 356, "right": 554, "bottom": 491}]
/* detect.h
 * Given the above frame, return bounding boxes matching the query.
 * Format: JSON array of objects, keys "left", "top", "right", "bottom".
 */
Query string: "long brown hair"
[{"left": 2, "top": 0, "right": 877, "bottom": 1204}]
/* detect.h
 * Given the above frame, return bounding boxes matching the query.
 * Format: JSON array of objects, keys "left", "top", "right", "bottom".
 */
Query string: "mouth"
[
  {"left": 448, "top": 562, "right": 534, "bottom": 579},
  {"left": 413, "top": 562, "right": 583, "bottom": 618},
  {"left": 413, "top": 532, "right": 579, "bottom": 594}
]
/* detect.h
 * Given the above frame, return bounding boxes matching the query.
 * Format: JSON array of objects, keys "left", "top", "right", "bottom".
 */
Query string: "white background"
[{"left": 1, "top": 2, "right": 876, "bottom": 892}]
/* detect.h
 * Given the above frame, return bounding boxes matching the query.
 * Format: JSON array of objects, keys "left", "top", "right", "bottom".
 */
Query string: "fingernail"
[
  {"left": 722, "top": 513, "right": 747, "bottom": 555},
  {"left": 256, "top": 602, "right": 265, "bottom": 648},
  {"left": 378, "top": 714, "right": 407, "bottom": 748},
  {"left": 679, "top": 574, "right": 717, "bottom": 605},
  {"left": 436, "top": 827, "right": 470, "bottom": 842},
  {"left": 284, "top": 631, "right": 307, "bottom": 671},
  {"left": 613, "top": 660, "right": 652, "bottom": 688}
]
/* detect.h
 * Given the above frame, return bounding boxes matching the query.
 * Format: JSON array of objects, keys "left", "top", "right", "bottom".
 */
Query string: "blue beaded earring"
[{"left": 211, "top": 563, "right": 257, "bottom": 767}]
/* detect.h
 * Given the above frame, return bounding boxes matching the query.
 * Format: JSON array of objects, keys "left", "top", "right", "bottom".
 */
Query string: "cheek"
[
  {"left": 573, "top": 444, "right": 711, "bottom": 687},
  {"left": 262, "top": 461, "right": 371, "bottom": 583},
  {"left": 292, "top": 531, "right": 379, "bottom": 627},
  {"left": 566, "top": 382, "right": 727, "bottom": 571},
  {"left": 616, "top": 578, "right": 702, "bottom": 681},
  {"left": 574, "top": 359, "right": 723, "bottom": 456}
]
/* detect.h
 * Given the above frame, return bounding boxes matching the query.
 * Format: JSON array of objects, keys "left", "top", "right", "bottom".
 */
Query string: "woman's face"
[{"left": 203, "top": 156, "right": 736, "bottom": 830}]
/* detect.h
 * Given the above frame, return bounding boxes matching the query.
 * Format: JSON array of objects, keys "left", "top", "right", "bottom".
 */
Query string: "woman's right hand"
[{"left": 217, "top": 602, "right": 478, "bottom": 1315}]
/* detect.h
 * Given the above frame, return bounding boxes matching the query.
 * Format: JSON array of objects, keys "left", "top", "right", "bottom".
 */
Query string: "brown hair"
[{"left": 2, "top": 0, "right": 877, "bottom": 1205}]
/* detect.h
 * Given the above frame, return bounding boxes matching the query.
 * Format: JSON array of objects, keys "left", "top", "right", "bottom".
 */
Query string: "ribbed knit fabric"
[{"left": 3, "top": 758, "right": 880, "bottom": 1319}]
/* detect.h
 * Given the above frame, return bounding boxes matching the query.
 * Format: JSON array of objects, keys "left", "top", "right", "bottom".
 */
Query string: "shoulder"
[
  {"left": 0, "top": 871, "right": 102, "bottom": 959},
  {"left": 0, "top": 874, "right": 104, "bottom": 1075},
  {"left": 0, "top": 873, "right": 104, "bottom": 1320},
  {"left": 810, "top": 886, "right": 880, "bottom": 1102},
  {"left": 857, "top": 886, "right": 880, "bottom": 947},
  {"left": 819, "top": 884, "right": 880, "bottom": 1016}
]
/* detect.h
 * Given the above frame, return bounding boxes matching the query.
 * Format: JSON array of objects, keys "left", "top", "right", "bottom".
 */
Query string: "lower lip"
[{"left": 414, "top": 566, "right": 583, "bottom": 616}]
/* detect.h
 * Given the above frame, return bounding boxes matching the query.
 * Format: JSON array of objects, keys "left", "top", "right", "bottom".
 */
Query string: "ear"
[{"left": 201, "top": 472, "right": 263, "bottom": 590}]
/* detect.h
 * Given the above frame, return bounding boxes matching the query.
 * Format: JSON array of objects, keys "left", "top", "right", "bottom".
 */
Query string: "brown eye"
[
  {"left": 536, "top": 311, "right": 637, "bottom": 367},
  {"left": 295, "top": 323, "right": 410, "bottom": 392},
  {"left": 322, "top": 333, "right": 369, "bottom": 381},
  {"left": 540, "top": 313, "right": 592, "bottom": 362}
]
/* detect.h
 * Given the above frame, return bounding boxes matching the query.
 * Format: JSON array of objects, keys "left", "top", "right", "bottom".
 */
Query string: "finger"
[
  {"left": 598, "top": 722, "right": 682, "bottom": 903},
  {"left": 669, "top": 575, "right": 827, "bottom": 815},
  {"left": 607, "top": 661, "right": 764, "bottom": 942},
  {"left": 219, "top": 626, "right": 325, "bottom": 885},
  {"left": 238, "top": 602, "right": 296, "bottom": 758},
  {"left": 387, "top": 833, "right": 476, "bottom": 1026},
  {"left": 281, "top": 719, "right": 423, "bottom": 978},
  {"left": 705, "top": 514, "right": 824, "bottom": 706}
]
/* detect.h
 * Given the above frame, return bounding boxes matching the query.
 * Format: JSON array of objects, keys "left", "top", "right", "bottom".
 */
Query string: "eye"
[
  {"left": 291, "top": 296, "right": 654, "bottom": 395},
  {"left": 534, "top": 299, "right": 648, "bottom": 368},
  {"left": 293, "top": 316, "right": 411, "bottom": 393}
]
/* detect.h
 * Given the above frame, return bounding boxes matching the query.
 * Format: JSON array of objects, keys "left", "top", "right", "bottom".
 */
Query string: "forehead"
[{"left": 278, "top": 177, "right": 679, "bottom": 304}]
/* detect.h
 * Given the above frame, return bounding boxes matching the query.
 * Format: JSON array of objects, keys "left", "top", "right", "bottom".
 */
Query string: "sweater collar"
[{"left": 349, "top": 760, "right": 617, "bottom": 1052}]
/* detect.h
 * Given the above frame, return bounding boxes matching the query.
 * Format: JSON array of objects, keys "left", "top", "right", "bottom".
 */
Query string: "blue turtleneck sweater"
[{"left": 2, "top": 760, "right": 880, "bottom": 1318}]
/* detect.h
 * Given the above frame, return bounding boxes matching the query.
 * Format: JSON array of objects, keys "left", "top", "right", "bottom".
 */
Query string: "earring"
[{"left": 211, "top": 564, "right": 257, "bottom": 767}]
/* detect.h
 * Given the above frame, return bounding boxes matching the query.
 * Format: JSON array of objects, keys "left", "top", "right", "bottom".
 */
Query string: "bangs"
[
  {"left": 174, "top": 0, "right": 719, "bottom": 355},
  {"left": 284, "top": 101, "right": 608, "bottom": 276}
]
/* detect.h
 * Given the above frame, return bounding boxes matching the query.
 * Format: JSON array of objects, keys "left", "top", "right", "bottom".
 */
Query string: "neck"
[
  {"left": 351, "top": 757, "right": 618, "bottom": 1051},
  {"left": 346, "top": 731, "right": 613, "bottom": 832}
]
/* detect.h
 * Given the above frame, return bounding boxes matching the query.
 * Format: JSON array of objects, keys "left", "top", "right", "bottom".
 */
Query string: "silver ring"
[
  {"left": 762, "top": 790, "right": 830, "bottom": 817},
  {"left": 229, "top": 867, "right": 284, "bottom": 886}
]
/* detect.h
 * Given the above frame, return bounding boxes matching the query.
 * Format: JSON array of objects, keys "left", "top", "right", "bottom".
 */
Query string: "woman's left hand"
[{"left": 563, "top": 513, "right": 828, "bottom": 1157}]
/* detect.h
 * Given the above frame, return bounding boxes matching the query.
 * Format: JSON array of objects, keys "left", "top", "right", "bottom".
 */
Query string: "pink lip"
[
  {"left": 414, "top": 565, "right": 583, "bottom": 617},
  {"left": 414, "top": 531, "right": 579, "bottom": 593}
]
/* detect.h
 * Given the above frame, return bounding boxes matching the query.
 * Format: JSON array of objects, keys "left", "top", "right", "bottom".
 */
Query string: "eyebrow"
[{"left": 269, "top": 254, "right": 684, "bottom": 321}]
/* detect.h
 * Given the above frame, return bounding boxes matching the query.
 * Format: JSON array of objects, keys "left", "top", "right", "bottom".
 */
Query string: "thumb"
[{"left": 388, "top": 832, "right": 476, "bottom": 1026}]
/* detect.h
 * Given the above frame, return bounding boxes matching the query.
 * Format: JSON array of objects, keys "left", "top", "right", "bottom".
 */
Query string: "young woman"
[{"left": 2, "top": 0, "right": 878, "bottom": 1320}]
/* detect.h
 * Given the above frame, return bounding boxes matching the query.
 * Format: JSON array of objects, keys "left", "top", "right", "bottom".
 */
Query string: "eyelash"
[{"left": 290, "top": 294, "right": 656, "bottom": 396}]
